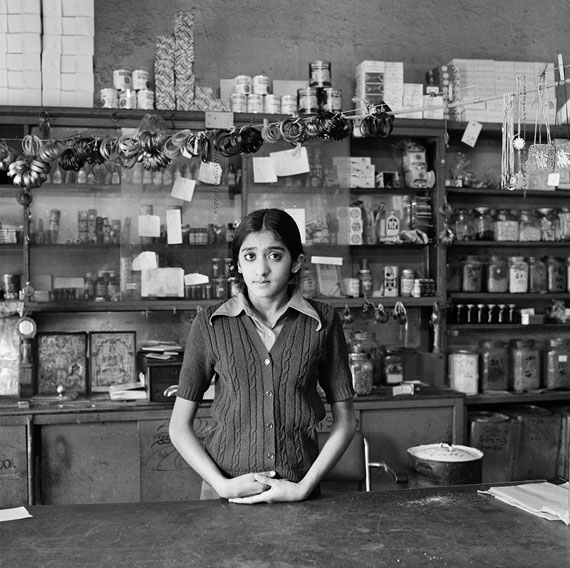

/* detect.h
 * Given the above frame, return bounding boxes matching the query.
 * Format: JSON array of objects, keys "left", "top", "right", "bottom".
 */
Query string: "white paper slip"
[{"left": 0, "top": 506, "right": 33, "bottom": 523}]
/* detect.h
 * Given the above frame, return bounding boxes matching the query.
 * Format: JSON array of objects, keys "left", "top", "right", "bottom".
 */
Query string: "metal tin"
[
  {"left": 2, "top": 274, "right": 20, "bottom": 299},
  {"left": 246, "top": 93, "right": 264, "bottom": 113},
  {"left": 230, "top": 92, "right": 247, "bottom": 112},
  {"left": 281, "top": 94, "right": 297, "bottom": 114},
  {"left": 320, "top": 87, "right": 342, "bottom": 112},
  {"left": 112, "top": 69, "right": 132, "bottom": 90},
  {"left": 252, "top": 75, "right": 271, "bottom": 95},
  {"left": 118, "top": 89, "right": 136, "bottom": 109},
  {"left": 100, "top": 88, "right": 118, "bottom": 108},
  {"left": 234, "top": 75, "right": 252, "bottom": 94},
  {"left": 264, "top": 94, "right": 281, "bottom": 114},
  {"left": 137, "top": 89, "right": 155, "bottom": 110},
  {"left": 309, "top": 60, "right": 332, "bottom": 87},
  {"left": 400, "top": 269, "right": 415, "bottom": 297},
  {"left": 132, "top": 69, "right": 150, "bottom": 90},
  {"left": 297, "top": 87, "right": 319, "bottom": 115},
  {"left": 448, "top": 350, "right": 479, "bottom": 395}
]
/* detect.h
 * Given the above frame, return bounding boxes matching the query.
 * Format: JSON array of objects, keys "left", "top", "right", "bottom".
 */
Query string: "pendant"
[{"left": 513, "top": 135, "right": 525, "bottom": 151}]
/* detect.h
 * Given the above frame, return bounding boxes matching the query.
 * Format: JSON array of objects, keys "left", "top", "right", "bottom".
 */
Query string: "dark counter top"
[{"left": 2, "top": 484, "right": 568, "bottom": 567}]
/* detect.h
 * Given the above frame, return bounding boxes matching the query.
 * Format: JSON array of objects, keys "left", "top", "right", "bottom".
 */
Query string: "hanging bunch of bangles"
[{"left": 0, "top": 101, "right": 394, "bottom": 194}]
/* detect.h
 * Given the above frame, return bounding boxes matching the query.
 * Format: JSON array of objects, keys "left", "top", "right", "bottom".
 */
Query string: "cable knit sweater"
[{"left": 176, "top": 299, "right": 354, "bottom": 482}]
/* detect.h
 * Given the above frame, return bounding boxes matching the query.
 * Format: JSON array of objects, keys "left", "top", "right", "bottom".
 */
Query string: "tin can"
[
  {"left": 297, "top": 87, "right": 319, "bottom": 115},
  {"left": 234, "top": 75, "right": 252, "bottom": 94},
  {"left": 448, "top": 350, "right": 479, "bottom": 395},
  {"left": 113, "top": 69, "right": 132, "bottom": 90},
  {"left": 400, "top": 269, "right": 415, "bottom": 297},
  {"left": 281, "top": 94, "right": 297, "bottom": 114},
  {"left": 2, "top": 274, "right": 20, "bottom": 300},
  {"left": 252, "top": 75, "right": 271, "bottom": 95},
  {"left": 320, "top": 87, "right": 342, "bottom": 112},
  {"left": 230, "top": 92, "right": 247, "bottom": 112},
  {"left": 100, "top": 88, "right": 118, "bottom": 108},
  {"left": 309, "top": 60, "right": 332, "bottom": 87},
  {"left": 247, "top": 93, "right": 264, "bottom": 113},
  {"left": 137, "top": 89, "right": 155, "bottom": 110},
  {"left": 118, "top": 89, "right": 136, "bottom": 109},
  {"left": 132, "top": 69, "right": 150, "bottom": 90},
  {"left": 264, "top": 94, "right": 282, "bottom": 114}
]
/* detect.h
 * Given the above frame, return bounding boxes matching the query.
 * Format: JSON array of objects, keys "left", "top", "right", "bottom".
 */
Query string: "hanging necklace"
[
  {"left": 512, "top": 75, "right": 527, "bottom": 193},
  {"left": 501, "top": 92, "right": 516, "bottom": 190}
]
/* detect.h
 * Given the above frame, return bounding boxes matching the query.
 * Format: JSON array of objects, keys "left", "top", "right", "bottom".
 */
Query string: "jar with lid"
[
  {"left": 349, "top": 330, "right": 380, "bottom": 386},
  {"left": 400, "top": 269, "right": 415, "bottom": 297},
  {"left": 452, "top": 208, "right": 473, "bottom": 241},
  {"left": 545, "top": 255, "right": 566, "bottom": 292},
  {"left": 349, "top": 353, "right": 373, "bottom": 396},
  {"left": 473, "top": 207, "right": 493, "bottom": 240},
  {"left": 544, "top": 337, "right": 570, "bottom": 390},
  {"left": 492, "top": 209, "right": 519, "bottom": 241},
  {"left": 518, "top": 209, "right": 541, "bottom": 242},
  {"left": 448, "top": 350, "right": 479, "bottom": 395},
  {"left": 508, "top": 256, "right": 528, "bottom": 293},
  {"left": 567, "top": 256, "right": 570, "bottom": 292},
  {"left": 479, "top": 340, "right": 509, "bottom": 392},
  {"left": 538, "top": 208, "right": 557, "bottom": 241},
  {"left": 509, "top": 339, "right": 541, "bottom": 392},
  {"left": 527, "top": 256, "right": 547, "bottom": 293},
  {"left": 461, "top": 255, "right": 483, "bottom": 292},
  {"left": 446, "top": 259, "right": 462, "bottom": 292},
  {"left": 558, "top": 207, "right": 570, "bottom": 241},
  {"left": 381, "top": 348, "right": 403, "bottom": 385},
  {"left": 486, "top": 255, "right": 508, "bottom": 293}
]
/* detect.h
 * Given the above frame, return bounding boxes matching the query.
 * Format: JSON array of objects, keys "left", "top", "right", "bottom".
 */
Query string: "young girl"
[{"left": 169, "top": 208, "right": 355, "bottom": 504}]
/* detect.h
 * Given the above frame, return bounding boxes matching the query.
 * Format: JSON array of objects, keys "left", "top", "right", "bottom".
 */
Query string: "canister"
[
  {"left": 448, "top": 350, "right": 479, "bottom": 395},
  {"left": 319, "top": 88, "right": 342, "bottom": 112},
  {"left": 508, "top": 256, "right": 528, "bottom": 293},
  {"left": 264, "top": 94, "right": 282, "bottom": 114},
  {"left": 132, "top": 69, "right": 150, "bottom": 90},
  {"left": 527, "top": 256, "right": 547, "bottom": 293},
  {"left": 297, "top": 87, "right": 319, "bottom": 115},
  {"left": 100, "top": 88, "right": 118, "bottom": 109},
  {"left": 349, "top": 353, "right": 373, "bottom": 396},
  {"left": 234, "top": 75, "right": 252, "bottom": 94},
  {"left": 2, "top": 274, "right": 20, "bottom": 300},
  {"left": 544, "top": 337, "right": 570, "bottom": 390},
  {"left": 509, "top": 339, "right": 541, "bottom": 392},
  {"left": 252, "top": 75, "right": 271, "bottom": 95},
  {"left": 545, "top": 255, "right": 566, "bottom": 292},
  {"left": 461, "top": 255, "right": 482, "bottom": 292},
  {"left": 309, "top": 60, "right": 332, "bottom": 87},
  {"left": 230, "top": 92, "right": 247, "bottom": 113},
  {"left": 350, "top": 330, "right": 380, "bottom": 385},
  {"left": 246, "top": 93, "right": 264, "bottom": 113},
  {"left": 113, "top": 69, "right": 132, "bottom": 90},
  {"left": 118, "top": 89, "right": 136, "bottom": 109},
  {"left": 486, "top": 255, "right": 508, "bottom": 293},
  {"left": 281, "top": 94, "right": 297, "bottom": 114},
  {"left": 478, "top": 340, "right": 508, "bottom": 392},
  {"left": 137, "top": 89, "right": 155, "bottom": 110}
]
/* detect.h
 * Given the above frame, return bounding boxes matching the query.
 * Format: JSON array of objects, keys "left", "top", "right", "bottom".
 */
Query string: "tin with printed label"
[
  {"left": 234, "top": 75, "right": 252, "bottom": 94},
  {"left": 297, "top": 87, "right": 319, "bottom": 115},
  {"left": 113, "top": 69, "right": 132, "bottom": 90},
  {"left": 132, "top": 69, "right": 150, "bottom": 90},
  {"left": 252, "top": 75, "right": 271, "bottom": 95},
  {"left": 247, "top": 93, "right": 264, "bottom": 113},
  {"left": 230, "top": 92, "right": 247, "bottom": 112},
  {"left": 281, "top": 94, "right": 297, "bottom": 114},
  {"left": 118, "top": 89, "right": 137, "bottom": 109},
  {"left": 264, "top": 94, "right": 281, "bottom": 114},
  {"left": 309, "top": 60, "right": 332, "bottom": 87},
  {"left": 137, "top": 89, "right": 155, "bottom": 110},
  {"left": 100, "top": 88, "right": 118, "bottom": 109}
]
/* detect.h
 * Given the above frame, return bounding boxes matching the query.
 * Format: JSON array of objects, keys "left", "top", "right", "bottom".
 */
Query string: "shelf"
[
  {"left": 448, "top": 322, "right": 570, "bottom": 332},
  {"left": 449, "top": 292, "right": 570, "bottom": 301},
  {"left": 465, "top": 390, "right": 570, "bottom": 406},
  {"left": 446, "top": 188, "right": 570, "bottom": 197},
  {"left": 449, "top": 240, "right": 570, "bottom": 248},
  {"left": 27, "top": 299, "right": 219, "bottom": 313},
  {"left": 327, "top": 296, "right": 440, "bottom": 309}
]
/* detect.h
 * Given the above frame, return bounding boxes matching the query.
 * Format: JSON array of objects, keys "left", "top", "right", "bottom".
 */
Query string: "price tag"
[
  {"left": 461, "top": 121, "right": 482, "bottom": 147},
  {"left": 198, "top": 162, "right": 222, "bottom": 185},
  {"left": 547, "top": 172, "right": 560, "bottom": 186}
]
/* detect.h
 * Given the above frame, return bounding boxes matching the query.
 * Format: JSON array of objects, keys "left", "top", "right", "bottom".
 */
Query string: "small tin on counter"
[
  {"left": 309, "top": 60, "right": 332, "bottom": 87},
  {"left": 100, "top": 88, "right": 118, "bottom": 108},
  {"left": 281, "top": 94, "right": 297, "bottom": 114},
  {"left": 132, "top": 69, "right": 150, "bottom": 90},
  {"left": 297, "top": 87, "right": 319, "bottom": 115},
  {"left": 119, "top": 89, "right": 137, "bottom": 109},
  {"left": 234, "top": 75, "right": 252, "bottom": 94},
  {"left": 246, "top": 93, "right": 264, "bottom": 113},
  {"left": 113, "top": 69, "right": 132, "bottom": 90},
  {"left": 230, "top": 92, "right": 247, "bottom": 112},
  {"left": 137, "top": 89, "right": 155, "bottom": 110},
  {"left": 264, "top": 94, "right": 281, "bottom": 114},
  {"left": 252, "top": 75, "right": 271, "bottom": 95}
]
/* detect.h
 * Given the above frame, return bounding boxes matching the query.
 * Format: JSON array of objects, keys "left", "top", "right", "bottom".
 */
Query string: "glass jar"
[
  {"left": 400, "top": 269, "right": 415, "bottom": 297},
  {"left": 381, "top": 348, "right": 403, "bottom": 385},
  {"left": 567, "top": 256, "right": 570, "bottom": 293},
  {"left": 509, "top": 339, "right": 541, "bottom": 392},
  {"left": 486, "top": 255, "right": 508, "bottom": 293},
  {"left": 452, "top": 208, "right": 473, "bottom": 241},
  {"left": 350, "top": 330, "right": 380, "bottom": 386},
  {"left": 472, "top": 207, "right": 493, "bottom": 240},
  {"left": 538, "top": 208, "right": 556, "bottom": 241},
  {"left": 461, "top": 255, "right": 483, "bottom": 292},
  {"left": 479, "top": 340, "right": 509, "bottom": 392},
  {"left": 558, "top": 207, "right": 570, "bottom": 241},
  {"left": 545, "top": 255, "right": 567, "bottom": 292},
  {"left": 446, "top": 259, "right": 462, "bottom": 292},
  {"left": 527, "top": 256, "right": 547, "bottom": 293},
  {"left": 508, "top": 256, "right": 528, "bottom": 293},
  {"left": 492, "top": 209, "right": 519, "bottom": 241},
  {"left": 518, "top": 209, "right": 541, "bottom": 242},
  {"left": 544, "top": 337, "right": 570, "bottom": 390},
  {"left": 348, "top": 353, "right": 373, "bottom": 396},
  {"left": 448, "top": 350, "right": 479, "bottom": 395}
]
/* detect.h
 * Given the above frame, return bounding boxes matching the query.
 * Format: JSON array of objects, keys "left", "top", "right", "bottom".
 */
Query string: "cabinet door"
[
  {"left": 40, "top": 421, "right": 140, "bottom": 504},
  {"left": 0, "top": 421, "right": 29, "bottom": 507}
]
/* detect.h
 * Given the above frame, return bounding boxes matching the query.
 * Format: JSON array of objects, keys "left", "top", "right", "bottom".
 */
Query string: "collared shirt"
[{"left": 210, "top": 288, "right": 322, "bottom": 351}]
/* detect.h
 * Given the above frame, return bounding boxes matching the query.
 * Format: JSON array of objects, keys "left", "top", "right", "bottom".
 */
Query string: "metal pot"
[{"left": 407, "top": 443, "right": 484, "bottom": 486}]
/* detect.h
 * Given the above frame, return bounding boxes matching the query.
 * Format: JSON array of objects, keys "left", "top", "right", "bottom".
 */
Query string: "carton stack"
[
  {"left": 333, "top": 156, "right": 375, "bottom": 189},
  {"left": 41, "top": 0, "right": 95, "bottom": 108},
  {"left": 173, "top": 10, "right": 195, "bottom": 110},
  {"left": 154, "top": 34, "right": 176, "bottom": 110},
  {"left": 0, "top": 0, "right": 42, "bottom": 106}
]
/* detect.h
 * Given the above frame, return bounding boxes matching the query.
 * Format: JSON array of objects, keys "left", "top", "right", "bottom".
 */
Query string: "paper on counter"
[
  {"left": 0, "top": 506, "right": 33, "bottom": 523},
  {"left": 479, "top": 482, "right": 569, "bottom": 525}
]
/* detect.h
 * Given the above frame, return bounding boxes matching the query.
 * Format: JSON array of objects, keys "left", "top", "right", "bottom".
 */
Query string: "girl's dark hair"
[{"left": 231, "top": 208, "right": 305, "bottom": 291}]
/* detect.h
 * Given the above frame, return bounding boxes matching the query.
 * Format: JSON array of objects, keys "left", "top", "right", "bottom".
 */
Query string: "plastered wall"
[{"left": 94, "top": 0, "right": 570, "bottom": 104}]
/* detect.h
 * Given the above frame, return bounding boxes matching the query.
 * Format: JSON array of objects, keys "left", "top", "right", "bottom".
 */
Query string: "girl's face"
[{"left": 237, "top": 229, "right": 302, "bottom": 302}]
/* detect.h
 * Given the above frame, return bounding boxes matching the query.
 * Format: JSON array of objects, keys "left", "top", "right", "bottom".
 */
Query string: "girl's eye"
[
  {"left": 243, "top": 252, "right": 255, "bottom": 261},
  {"left": 268, "top": 252, "right": 282, "bottom": 261}
]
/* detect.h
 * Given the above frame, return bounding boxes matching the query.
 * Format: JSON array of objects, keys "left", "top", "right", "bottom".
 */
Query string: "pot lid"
[{"left": 407, "top": 443, "right": 483, "bottom": 462}]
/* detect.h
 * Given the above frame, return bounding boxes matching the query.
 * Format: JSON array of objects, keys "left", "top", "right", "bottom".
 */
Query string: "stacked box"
[
  {"left": 1, "top": 0, "right": 42, "bottom": 106},
  {"left": 192, "top": 86, "right": 231, "bottom": 112},
  {"left": 336, "top": 206, "right": 363, "bottom": 245},
  {"left": 154, "top": 35, "right": 176, "bottom": 110},
  {"left": 422, "top": 94, "right": 444, "bottom": 120},
  {"left": 333, "top": 156, "right": 375, "bottom": 189},
  {"left": 174, "top": 10, "right": 195, "bottom": 110},
  {"left": 41, "top": 0, "right": 94, "bottom": 108},
  {"left": 402, "top": 83, "right": 423, "bottom": 119}
]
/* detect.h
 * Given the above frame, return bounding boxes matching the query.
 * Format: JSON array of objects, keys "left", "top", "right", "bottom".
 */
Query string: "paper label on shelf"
[
  {"left": 166, "top": 208, "right": 182, "bottom": 245},
  {"left": 138, "top": 214, "right": 160, "bottom": 237},
  {"left": 184, "top": 273, "right": 209, "bottom": 285},
  {"left": 269, "top": 145, "right": 310, "bottom": 177},
  {"left": 132, "top": 251, "right": 158, "bottom": 271},
  {"left": 547, "top": 172, "right": 560, "bottom": 186},
  {"left": 284, "top": 208, "right": 306, "bottom": 244},
  {"left": 461, "top": 120, "right": 482, "bottom": 147},
  {"left": 311, "top": 256, "right": 343, "bottom": 265},
  {"left": 253, "top": 156, "right": 278, "bottom": 183},
  {"left": 198, "top": 162, "right": 222, "bottom": 185},
  {"left": 171, "top": 177, "right": 196, "bottom": 201}
]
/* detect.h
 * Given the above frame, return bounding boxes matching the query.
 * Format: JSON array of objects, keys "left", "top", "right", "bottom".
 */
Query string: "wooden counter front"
[{"left": 1, "top": 484, "right": 568, "bottom": 567}]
